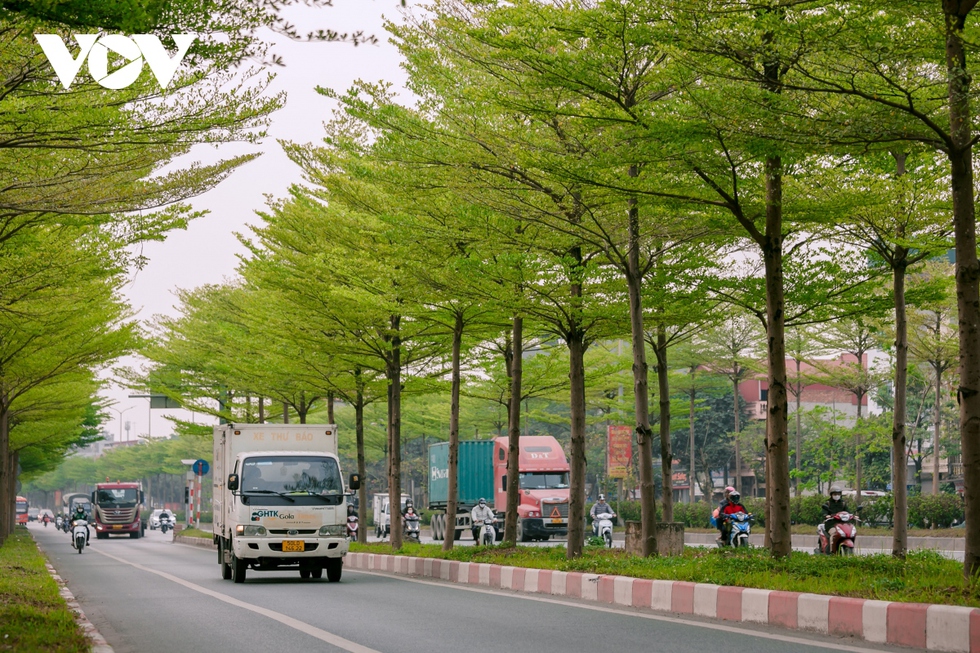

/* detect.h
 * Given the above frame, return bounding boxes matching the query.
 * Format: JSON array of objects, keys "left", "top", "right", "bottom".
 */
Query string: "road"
[{"left": 30, "top": 523, "right": 906, "bottom": 653}]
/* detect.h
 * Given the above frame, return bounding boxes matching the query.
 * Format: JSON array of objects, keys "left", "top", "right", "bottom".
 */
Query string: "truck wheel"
[
  {"left": 97, "top": 532, "right": 108, "bottom": 540},
  {"left": 326, "top": 558, "right": 343, "bottom": 582},
  {"left": 300, "top": 569, "right": 311, "bottom": 579},
  {"left": 311, "top": 568, "right": 323, "bottom": 579},
  {"left": 220, "top": 542, "right": 232, "bottom": 580},
  {"left": 434, "top": 514, "right": 444, "bottom": 541},
  {"left": 518, "top": 521, "right": 530, "bottom": 543},
  {"left": 232, "top": 553, "right": 247, "bottom": 583},
  {"left": 130, "top": 531, "right": 139, "bottom": 539}
]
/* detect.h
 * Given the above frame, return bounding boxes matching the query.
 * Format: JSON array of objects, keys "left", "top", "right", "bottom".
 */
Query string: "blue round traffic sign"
[{"left": 192, "top": 459, "right": 210, "bottom": 475}]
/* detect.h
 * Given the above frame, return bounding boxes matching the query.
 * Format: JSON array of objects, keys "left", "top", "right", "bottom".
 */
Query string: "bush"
[
  {"left": 909, "top": 494, "right": 964, "bottom": 529},
  {"left": 790, "top": 495, "right": 826, "bottom": 525}
]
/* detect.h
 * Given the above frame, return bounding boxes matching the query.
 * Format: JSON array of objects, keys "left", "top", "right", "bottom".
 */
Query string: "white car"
[{"left": 149, "top": 509, "right": 175, "bottom": 530}]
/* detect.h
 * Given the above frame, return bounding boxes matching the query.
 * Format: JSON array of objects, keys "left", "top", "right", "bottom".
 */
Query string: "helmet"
[
  {"left": 406, "top": 499, "right": 413, "bottom": 507},
  {"left": 478, "top": 498, "right": 486, "bottom": 506},
  {"left": 598, "top": 494, "right": 605, "bottom": 502},
  {"left": 830, "top": 485, "right": 843, "bottom": 499},
  {"left": 729, "top": 491, "right": 740, "bottom": 503},
  {"left": 724, "top": 486, "right": 735, "bottom": 495}
]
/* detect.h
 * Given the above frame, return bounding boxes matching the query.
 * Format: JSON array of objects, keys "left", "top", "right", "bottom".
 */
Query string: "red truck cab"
[
  {"left": 493, "top": 436, "right": 570, "bottom": 541},
  {"left": 92, "top": 482, "right": 145, "bottom": 539}
]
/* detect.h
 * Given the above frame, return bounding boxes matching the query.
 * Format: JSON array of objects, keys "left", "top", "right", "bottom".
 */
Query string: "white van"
[{"left": 372, "top": 493, "right": 409, "bottom": 539}]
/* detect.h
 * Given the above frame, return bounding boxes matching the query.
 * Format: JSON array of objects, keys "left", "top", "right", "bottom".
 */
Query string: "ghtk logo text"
[{"left": 35, "top": 34, "right": 195, "bottom": 90}]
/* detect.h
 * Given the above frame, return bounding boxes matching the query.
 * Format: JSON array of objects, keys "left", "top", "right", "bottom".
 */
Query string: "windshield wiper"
[{"left": 242, "top": 490, "right": 295, "bottom": 502}]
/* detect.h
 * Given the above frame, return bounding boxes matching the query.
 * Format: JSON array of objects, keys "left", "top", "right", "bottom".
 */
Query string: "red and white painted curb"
[
  {"left": 45, "top": 562, "right": 114, "bottom": 653},
  {"left": 347, "top": 552, "right": 978, "bottom": 652}
]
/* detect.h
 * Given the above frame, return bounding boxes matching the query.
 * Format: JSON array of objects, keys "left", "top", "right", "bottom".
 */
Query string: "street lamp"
[{"left": 108, "top": 405, "right": 134, "bottom": 442}]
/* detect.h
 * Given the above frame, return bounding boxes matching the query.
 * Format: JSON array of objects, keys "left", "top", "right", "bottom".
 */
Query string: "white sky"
[{"left": 102, "top": 0, "right": 410, "bottom": 441}]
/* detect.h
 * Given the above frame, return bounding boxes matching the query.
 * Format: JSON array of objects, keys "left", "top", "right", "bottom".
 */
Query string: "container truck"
[
  {"left": 428, "top": 436, "right": 570, "bottom": 542},
  {"left": 91, "top": 482, "right": 145, "bottom": 539},
  {"left": 213, "top": 423, "right": 360, "bottom": 584}
]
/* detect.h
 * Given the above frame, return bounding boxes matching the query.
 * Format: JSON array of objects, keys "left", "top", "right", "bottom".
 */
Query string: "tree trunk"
[
  {"left": 655, "top": 326, "right": 673, "bottom": 522},
  {"left": 689, "top": 384, "right": 696, "bottom": 503},
  {"left": 327, "top": 391, "right": 335, "bottom": 424},
  {"left": 934, "top": 362, "right": 942, "bottom": 497},
  {"left": 0, "top": 400, "right": 7, "bottom": 543},
  {"left": 298, "top": 392, "right": 307, "bottom": 425},
  {"left": 354, "top": 370, "right": 367, "bottom": 544},
  {"left": 856, "top": 388, "right": 863, "bottom": 506},
  {"left": 443, "top": 313, "right": 463, "bottom": 552},
  {"left": 567, "top": 328, "right": 588, "bottom": 559},
  {"left": 626, "top": 175, "right": 658, "bottom": 555},
  {"left": 258, "top": 397, "right": 264, "bottom": 424},
  {"left": 283, "top": 403, "right": 289, "bottom": 424},
  {"left": 733, "top": 378, "right": 741, "bottom": 495},
  {"left": 762, "top": 155, "right": 791, "bottom": 558},
  {"left": 504, "top": 315, "right": 523, "bottom": 544},
  {"left": 796, "top": 359, "right": 802, "bottom": 498},
  {"left": 387, "top": 315, "right": 403, "bottom": 550}
]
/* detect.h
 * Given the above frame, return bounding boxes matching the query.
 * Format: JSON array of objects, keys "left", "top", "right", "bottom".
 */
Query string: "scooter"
[
  {"left": 817, "top": 511, "right": 859, "bottom": 555},
  {"left": 55, "top": 515, "right": 63, "bottom": 530},
  {"left": 62, "top": 516, "right": 71, "bottom": 533},
  {"left": 403, "top": 510, "right": 421, "bottom": 543},
  {"left": 719, "top": 512, "right": 753, "bottom": 548},
  {"left": 71, "top": 519, "right": 88, "bottom": 554},
  {"left": 593, "top": 512, "right": 615, "bottom": 548},
  {"left": 346, "top": 514, "right": 359, "bottom": 541},
  {"left": 479, "top": 518, "right": 496, "bottom": 546},
  {"left": 159, "top": 515, "right": 172, "bottom": 534}
]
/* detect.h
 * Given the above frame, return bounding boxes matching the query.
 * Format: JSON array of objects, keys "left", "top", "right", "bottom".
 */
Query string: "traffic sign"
[{"left": 192, "top": 459, "right": 210, "bottom": 476}]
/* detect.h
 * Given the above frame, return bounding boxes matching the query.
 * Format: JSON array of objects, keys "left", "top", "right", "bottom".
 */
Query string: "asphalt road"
[{"left": 30, "top": 522, "right": 908, "bottom": 653}]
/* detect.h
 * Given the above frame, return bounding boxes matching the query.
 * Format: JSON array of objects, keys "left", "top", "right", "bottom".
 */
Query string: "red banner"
[{"left": 607, "top": 425, "right": 633, "bottom": 479}]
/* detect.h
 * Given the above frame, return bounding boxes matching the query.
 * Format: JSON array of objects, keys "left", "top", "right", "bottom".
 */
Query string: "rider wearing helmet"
[
  {"left": 72, "top": 504, "right": 90, "bottom": 546},
  {"left": 719, "top": 490, "right": 747, "bottom": 544},
  {"left": 714, "top": 486, "right": 736, "bottom": 544},
  {"left": 819, "top": 485, "right": 851, "bottom": 554},
  {"left": 471, "top": 498, "right": 495, "bottom": 542},
  {"left": 590, "top": 494, "right": 614, "bottom": 537}
]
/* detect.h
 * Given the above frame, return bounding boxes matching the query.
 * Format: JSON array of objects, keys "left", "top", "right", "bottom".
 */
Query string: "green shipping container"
[{"left": 428, "top": 440, "right": 495, "bottom": 508}]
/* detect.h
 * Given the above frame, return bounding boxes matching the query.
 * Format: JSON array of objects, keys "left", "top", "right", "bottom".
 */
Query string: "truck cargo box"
[{"left": 428, "top": 440, "right": 494, "bottom": 508}]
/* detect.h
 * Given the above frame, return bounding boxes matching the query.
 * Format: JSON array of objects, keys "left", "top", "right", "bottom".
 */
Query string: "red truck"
[
  {"left": 428, "top": 436, "right": 570, "bottom": 542},
  {"left": 15, "top": 496, "right": 28, "bottom": 525},
  {"left": 92, "top": 482, "right": 145, "bottom": 539}
]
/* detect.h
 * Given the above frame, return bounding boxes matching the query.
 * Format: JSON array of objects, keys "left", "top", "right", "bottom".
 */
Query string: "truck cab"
[
  {"left": 493, "top": 436, "right": 570, "bottom": 542},
  {"left": 92, "top": 483, "right": 145, "bottom": 539}
]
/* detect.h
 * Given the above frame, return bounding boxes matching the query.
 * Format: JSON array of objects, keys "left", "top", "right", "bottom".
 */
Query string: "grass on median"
[
  {"left": 0, "top": 527, "right": 89, "bottom": 653},
  {"left": 350, "top": 541, "right": 980, "bottom": 608},
  {"left": 177, "top": 527, "right": 213, "bottom": 539}
]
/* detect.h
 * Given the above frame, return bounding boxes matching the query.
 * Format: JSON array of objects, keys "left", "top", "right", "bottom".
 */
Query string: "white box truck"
[{"left": 213, "top": 423, "right": 360, "bottom": 583}]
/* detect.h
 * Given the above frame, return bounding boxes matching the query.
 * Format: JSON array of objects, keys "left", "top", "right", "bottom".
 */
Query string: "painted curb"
[
  {"left": 44, "top": 562, "right": 114, "bottom": 653},
  {"left": 173, "top": 534, "right": 216, "bottom": 549},
  {"left": 347, "top": 552, "right": 978, "bottom": 652}
]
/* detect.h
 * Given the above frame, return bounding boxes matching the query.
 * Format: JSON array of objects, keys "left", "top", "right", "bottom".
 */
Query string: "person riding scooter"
[
  {"left": 71, "top": 505, "right": 90, "bottom": 546},
  {"left": 718, "top": 490, "right": 747, "bottom": 545},
  {"left": 590, "top": 494, "right": 614, "bottom": 537},
  {"left": 471, "top": 498, "right": 495, "bottom": 541},
  {"left": 713, "top": 486, "right": 735, "bottom": 544},
  {"left": 818, "top": 485, "right": 851, "bottom": 554}
]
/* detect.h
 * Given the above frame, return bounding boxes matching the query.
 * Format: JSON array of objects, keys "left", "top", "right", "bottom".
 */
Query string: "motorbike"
[
  {"left": 403, "top": 511, "right": 421, "bottom": 543},
  {"left": 479, "top": 518, "right": 496, "bottom": 546},
  {"left": 55, "top": 515, "right": 63, "bottom": 530},
  {"left": 346, "top": 514, "right": 359, "bottom": 541},
  {"left": 62, "top": 516, "right": 71, "bottom": 533},
  {"left": 593, "top": 512, "right": 615, "bottom": 548},
  {"left": 71, "top": 519, "right": 88, "bottom": 554},
  {"left": 817, "top": 511, "right": 859, "bottom": 555},
  {"left": 159, "top": 515, "right": 172, "bottom": 534},
  {"left": 719, "top": 512, "right": 753, "bottom": 548}
]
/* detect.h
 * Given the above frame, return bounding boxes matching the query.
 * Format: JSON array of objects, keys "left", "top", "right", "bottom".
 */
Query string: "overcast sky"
[{"left": 103, "top": 0, "right": 410, "bottom": 441}]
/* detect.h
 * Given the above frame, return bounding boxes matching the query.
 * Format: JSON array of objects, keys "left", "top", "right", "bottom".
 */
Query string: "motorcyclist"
[
  {"left": 714, "top": 486, "right": 735, "bottom": 544},
  {"left": 347, "top": 503, "right": 357, "bottom": 518},
  {"left": 818, "top": 485, "right": 851, "bottom": 553},
  {"left": 72, "top": 505, "right": 90, "bottom": 546},
  {"left": 718, "top": 491, "right": 747, "bottom": 545},
  {"left": 590, "top": 494, "right": 614, "bottom": 537},
  {"left": 470, "top": 498, "right": 495, "bottom": 541}
]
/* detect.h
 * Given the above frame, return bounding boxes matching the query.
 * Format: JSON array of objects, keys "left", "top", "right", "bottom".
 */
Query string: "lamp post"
[{"left": 108, "top": 406, "right": 134, "bottom": 442}]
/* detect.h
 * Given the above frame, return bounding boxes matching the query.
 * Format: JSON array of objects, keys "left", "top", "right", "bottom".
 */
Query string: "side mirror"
[
  {"left": 227, "top": 474, "right": 239, "bottom": 492},
  {"left": 348, "top": 473, "right": 361, "bottom": 491},
  {"left": 140, "top": 491, "right": 145, "bottom": 505},
  {"left": 91, "top": 491, "right": 95, "bottom": 503}
]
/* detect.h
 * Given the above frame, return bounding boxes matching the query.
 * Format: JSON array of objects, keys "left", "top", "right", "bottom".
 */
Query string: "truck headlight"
[
  {"left": 236, "top": 525, "right": 267, "bottom": 536},
  {"left": 318, "top": 525, "right": 345, "bottom": 536}
]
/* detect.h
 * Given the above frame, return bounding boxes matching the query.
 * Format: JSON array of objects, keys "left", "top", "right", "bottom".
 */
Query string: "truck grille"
[
  {"left": 269, "top": 529, "right": 317, "bottom": 535},
  {"left": 100, "top": 508, "right": 137, "bottom": 524},
  {"left": 541, "top": 501, "right": 568, "bottom": 520}
]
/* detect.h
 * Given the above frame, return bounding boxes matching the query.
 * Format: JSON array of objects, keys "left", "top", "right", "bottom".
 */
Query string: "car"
[
  {"left": 38, "top": 509, "right": 54, "bottom": 521},
  {"left": 27, "top": 508, "right": 39, "bottom": 522},
  {"left": 149, "top": 509, "right": 175, "bottom": 530}
]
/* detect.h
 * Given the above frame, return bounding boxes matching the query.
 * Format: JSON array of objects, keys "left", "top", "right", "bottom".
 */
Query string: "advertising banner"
[{"left": 607, "top": 425, "right": 633, "bottom": 479}]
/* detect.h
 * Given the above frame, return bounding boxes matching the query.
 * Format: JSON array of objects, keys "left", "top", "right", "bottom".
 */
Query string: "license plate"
[
  {"left": 551, "top": 518, "right": 562, "bottom": 524},
  {"left": 282, "top": 540, "right": 304, "bottom": 552},
  {"left": 113, "top": 525, "right": 122, "bottom": 529}
]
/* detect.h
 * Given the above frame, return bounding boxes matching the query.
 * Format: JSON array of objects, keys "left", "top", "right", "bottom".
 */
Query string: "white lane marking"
[
  {"left": 351, "top": 570, "right": 892, "bottom": 653},
  {"left": 92, "top": 548, "right": 380, "bottom": 653}
]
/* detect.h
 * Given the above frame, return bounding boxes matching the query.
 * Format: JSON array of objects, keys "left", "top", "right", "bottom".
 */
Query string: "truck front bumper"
[
  {"left": 522, "top": 518, "right": 567, "bottom": 537},
  {"left": 232, "top": 536, "right": 348, "bottom": 561},
  {"left": 95, "top": 521, "right": 140, "bottom": 533}
]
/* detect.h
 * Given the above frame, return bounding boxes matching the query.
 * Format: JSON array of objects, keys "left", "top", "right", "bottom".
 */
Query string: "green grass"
[
  {"left": 350, "top": 541, "right": 980, "bottom": 608},
  {"left": 0, "top": 527, "right": 89, "bottom": 652},
  {"left": 177, "top": 527, "right": 213, "bottom": 539}
]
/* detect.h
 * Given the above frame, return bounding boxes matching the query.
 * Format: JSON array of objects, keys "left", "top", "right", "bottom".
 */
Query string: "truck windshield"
[
  {"left": 96, "top": 489, "right": 139, "bottom": 506},
  {"left": 519, "top": 472, "right": 569, "bottom": 490},
  {"left": 241, "top": 456, "right": 342, "bottom": 496},
  {"left": 16, "top": 501, "right": 27, "bottom": 514}
]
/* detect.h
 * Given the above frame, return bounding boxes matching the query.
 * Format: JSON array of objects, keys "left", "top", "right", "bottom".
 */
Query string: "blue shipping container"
[{"left": 428, "top": 440, "right": 495, "bottom": 508}]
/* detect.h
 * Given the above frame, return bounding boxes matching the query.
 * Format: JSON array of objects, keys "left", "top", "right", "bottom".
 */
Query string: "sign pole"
[{"left": 196, "top": 472, "right": 201, "bottom": 529}]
